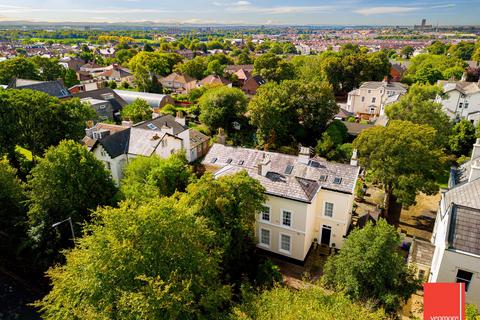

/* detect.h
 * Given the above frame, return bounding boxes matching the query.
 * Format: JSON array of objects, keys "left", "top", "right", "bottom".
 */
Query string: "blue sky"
[{"left": 0, "top": 0, "right": 478, "bottom": 25}]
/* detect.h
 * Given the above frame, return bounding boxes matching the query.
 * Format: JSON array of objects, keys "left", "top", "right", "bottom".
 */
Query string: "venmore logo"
[{"left": 424, "top": 283, "right": 465, "bottom": 320}]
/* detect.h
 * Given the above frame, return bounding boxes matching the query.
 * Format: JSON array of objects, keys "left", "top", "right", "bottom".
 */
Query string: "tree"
[
  {"left": 120, "top": 153, "right": 194, "bottom": 202},
  {"left": 232, "top": 285, "right": 387, "bottom": 319},
  {"left": 199, "top": 86, "right": 247, "bottom": 130},
  {"left": 129, "top": 52, "right": 180, "bottom": 92},
  {"left": 253, "top": 53, "right": 295, "bottom": 83},
  {"left": 400, "top": 46, "right": 415, "bottom": 59},
  {"left": 62, "top": 68, "right": 79, "bottom": 87},
  {"left": 385, "top": 84, "right": 452, "bottom": 147},
  {"left": 35, "top": 198, "right": 231, "bottom": 319},
  {"left": 0, "top": 56, "right": 38, "bottom": 84},
  {"left": 448, "top": 41, "right": 476, "bottom": 61},
  {"left": 27, "top": 140, "right": 117, "bottom": 268},
  {"left": 323, "top": 219, "right": 420, "bottom": 312},
  {"left": 175, "top": 56, "right": 208, "bottom": 79},
  {"left": 206, "top": 60, "right": 225, "bottom": 76},
  {"left": 353, "top": 120, "right": 443, "bottom": 211},
  {"left": 403, "top": 54, "right": 466, "bottom": 84},
  {"left": 178, "top": 171, "right": 266, "bottom": 286},
  {"left": 249, "top": 80, "right": 338, "bottom": 147},
  {"left": 449, "top": 119, "right": 478, "bottom": 157},
  {"left": 121, "top": 98, "right": 153, "bottom": 123},
  {"left": 31, "top": 56, "right": 65, "bottom": 81},
  {"left": 426, "top": 41, "right": 448, "bottom": 55},
  {"left": 315, "top": 120, "right": 349, "bottom": 160}
]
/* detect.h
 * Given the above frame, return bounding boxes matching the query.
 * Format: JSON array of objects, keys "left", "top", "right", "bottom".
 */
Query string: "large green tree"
[
  {"left": 120, "top": 98, "right": 153, "bottom": 124},
  {"left": 403, "top": 54, "right": 466, "bottom": 84},
  {"left": 0, "top": 56, "right": 38, "bottom": 84},
  {"left": 120, "top": 153, "right": 194, "bottom": 202},
  {"left": 35, "top": 198, "right": 231, "bottom": 319},
  {"left": 385, "top": 84, "right": 452, "bottom": 147},
  {"left": 199, "top": 86, "right": 247, "bottom": 131},
  {"left": 27, "top": 140, "right": 117, "bottom": 268},
  {"left": 253, "top": 52, "right": 295, "bottom": 83},
  {"left": 353, "top": 120, "right": 443, "bottom": 211},
  {"left": 323, "top": 219, "right": 420, "bottom": 312},
  {"left": 449, "top": 119, "right": 478, "bottom": 157}
]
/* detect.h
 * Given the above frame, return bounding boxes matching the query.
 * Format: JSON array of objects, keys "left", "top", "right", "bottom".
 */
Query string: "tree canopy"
[
  {"left": 253, "top": 53, "right": 295, "bottom": 83},
  {"left": 403, "top": 54, "right": 466, "bottom": 84},
  {"left": 323, "top": 219, "right": 420, "bottom": 312},
  {"left": 353, "top": 120, "right": 443, "bottom": 210},
  {"left": 120, "top": 98, "right": 153, "bottom": 123}
]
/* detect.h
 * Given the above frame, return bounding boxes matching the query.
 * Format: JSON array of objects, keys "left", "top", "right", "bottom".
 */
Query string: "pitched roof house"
[
  {"left": 202, "top": 144, "right": 360, "bottom": 261},
  {"left": 73, "top": 88, "right": 127, "bottom": 121},
  {"left": 160, "top": 72, "right": 196, "bottom": 94},
  {"left": 8, "top": 78, "right": 71, "bottom": 99},
  {"left": 86, "top": 114, "right": 209, "bottom": 184},
  {"left": 428, "top": 139, "right": 480, "bottom": 307}
]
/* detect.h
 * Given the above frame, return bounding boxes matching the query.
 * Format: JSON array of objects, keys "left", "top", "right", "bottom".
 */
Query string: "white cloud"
[
  {"left": 431, "top": 4, "right": 456, "bottom": 8},
  {"left": 354, "top": 6, "right": 420, "bottom": 15},
  {"left": 229, "top": 5, "right": 334, "bottom": 14}
]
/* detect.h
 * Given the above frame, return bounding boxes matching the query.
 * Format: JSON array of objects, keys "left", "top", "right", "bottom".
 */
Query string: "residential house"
[
  {"left": 346, "top": 78, "right": 407, "bottom": 118},
  {"left": 202, "top": 144, "right": 360, "bottom": 262},
  {"left": 59, "top": 56, "right": 85, "bottom": 71},
  {"left": 242, "top": 75, "right": 266, "bottom": 96},
  {"left": 428, "top": 139, "right": 480, "bottom": 307},
  {"left": 96, "top": 64, "right": 133, "bottom": 83},
  {"left": 160, "top": 72, "right": 196, "bottom": 94},
  {"left": 80, "top": 97, "right": 114, "bottom": 121},
  {"left": 224, "top": 64, "right": 254, "bottom": 75},
  {"left": 73, "top": 88, "right": 127, "bottom": 122},
  {"left": 435, "top": 77, "right": 480, "bottom": 126},
  {"left": 79, "top": 62, "right": 106, "bottom": 74},
  {"left": 113, "top": 90, "right": 175, "bottom": 112},
  {"left": 197, "top": 75, "right": 232, "bottom": 87},
  {"left": 8, "top": 78, "right": 71, "bottom": 99},
  {"left": 85, "top": 114, "right": 210, "bottom": 184}
]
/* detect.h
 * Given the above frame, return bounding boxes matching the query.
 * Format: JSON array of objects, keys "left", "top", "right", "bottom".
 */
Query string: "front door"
[{"left": 320, "top": 225, "right": 331, "bottom": 246}]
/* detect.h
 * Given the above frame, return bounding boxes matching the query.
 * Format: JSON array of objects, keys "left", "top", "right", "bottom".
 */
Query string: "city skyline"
[{"left": 0, "top": 0, "right": 479, "bottom": 26}]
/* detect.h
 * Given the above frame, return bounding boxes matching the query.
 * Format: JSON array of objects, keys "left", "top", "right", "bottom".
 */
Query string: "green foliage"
[
  {"left": 315, "top": 121, "right": 352, "bottom": 162},
  {"left": 322, "top": 220, "right": 420, "bottom": 312},
  {"left": 179, "top": 171, "right": 266, "bottom": 286},
  {"left": 448, "top": 41, "right": 476, "bottom": 60},
  {"left": 426, "top": 41, "right": 448, "bottom": 55},
  {"left": 231, "top": 285, "right": 387, "bottom": 319},
  {"left": 161, "top": 103, "right": 177, "bottom": 116},
  {"left": 403, "top": 54, "right": 466, "bottom": 84},
  {"left": 253, "top": 52, "right": 295, "bottom": 83},
  {"left": 0, "top": 159, "right": 26, "bottom": 239},
  {"left": 35, "top": 198, "right": 231, "bottom": 319},
  {"left": 249, "top": 80, "right": 338, "bottom": 148},
  {"left": 62, "top": 68, "right": 80, "bottom": 87},
  {"left": 120, "top": 153, "right": 194, "bottom": 202},
  {"left": 353, "top": 120, "right": 443, "bottom": 209},
  {"left": 400, "top": 46, "right": 414, "bottom": 59},
  {"left": 206, "top": 59, "right": 225, "bottom": 76},
  {"left": 199, "top": 86, "right": 247, "bottom": 131},
  {"left": 120, "top": 98, "right": 153, "bottom": 123},
  {"left": 30, "top": 56, "right": 65, "bottom": 81},
  {"left": 385, "top": 84, "right": 452, "bottom": 147},
  {"left": 175, "top": 56, "right": 208, "bottom": 79},
  {"left": 26, "top": 140, "right": 117, "bottom": 267},
  {"left": 0, "top": 56, "right": 38, "bottom": 84},
  {"left": 0, "top": 89, "right": 95, "bottom": 159},
  {"left": 466, "top": 304, "right": 480, "bottom": 320},
  {"left": 449, "top": 119, "right": 478, "bottom": 157}
]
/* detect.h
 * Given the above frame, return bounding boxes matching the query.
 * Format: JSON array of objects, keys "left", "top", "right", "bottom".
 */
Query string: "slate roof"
[
  {"left": 359, "top": 81, "right": 407, "bottom": 92},
  {"left": 438, "top": 80, "right": 480, "bottom": 95},
  {"left": 189, "top": 130, "right": 209, "bottom": 148},
  {"left": 73, "top": 88, "right": 127, "bottom": 112},
  {"left": 135, "top": 114, "right": 188, "bottom": 135},
  {"left": 341, "top": 121, "right": 373, "bottom": 136},
  {"left": 202, "top": 144, "right": 360, "bottom": 203},
  {"left": 99, "top": 128, "right": 131, "bottom": 158},
  {"left": 8, "top": 78, "right": 71, "bottom": 98},
  {"left": 410, "top": 239, "right": 435, "bottom": 267},
  {"left": 225, "top": 64, "right": 254, "bottom": 73},
  {"left": 198, "top": 75, "right": 231, "bottom": 86},
  {"left": 444, "top": 178, "right": 480, "bottom": 209},
  {"left": 448, "top": 204, "right": 480, "bottom": 256}
]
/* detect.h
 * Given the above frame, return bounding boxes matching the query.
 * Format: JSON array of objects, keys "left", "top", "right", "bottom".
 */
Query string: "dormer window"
[{"left": 211, "top": 157, "right": 217, "bottom": 164}]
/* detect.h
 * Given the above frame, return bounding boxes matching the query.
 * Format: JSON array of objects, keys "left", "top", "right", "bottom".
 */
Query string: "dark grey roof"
[
  {"left": 359, "top": 81, "right": 407, "bottom": 91},
  {"left": 444, "top": 177, "right": 480, "bottom": 209},
  {"left": 448, "top": 204, "right": 480, "bottom": 256},
  {"left": 202, "top": 144, "right": 360, "bottom": 203},
  {"left": 98, "top": 128, "right": 131, "bottom": 158},
  {"left": 73, "top": 88, "right": 127, "bottom": 112},
  {"left": 410, "top": 239, "right": 435, "bottom": 267},
  {"left": 8, "top": 78, "right": 71, "bottom": 98},
  {"left": 135, "top": 114, "right": 188, "bottom": 135},
  {"left": 341, "top": 121, "right": 374, "bottom": 136}
]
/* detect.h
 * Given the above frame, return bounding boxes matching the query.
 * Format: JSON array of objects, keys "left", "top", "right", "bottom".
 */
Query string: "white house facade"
[
  {"left": 436, "top": 79, "right": 480, "bottom": 126},
  {"left": 429, "top": 139, "right": 480, "bottom": 307},
  {"left": 202, "top": 144, "right": 360, "bottom": 262}
]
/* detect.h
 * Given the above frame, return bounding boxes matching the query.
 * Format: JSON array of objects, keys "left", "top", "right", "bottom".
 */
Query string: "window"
[
  {"left": 282, "top": 210, "right": 292, "bottom": 227},
  {"left": 418, "top": 269, "right": 425, "bottom": 280},
  {"left": 319, "top": 175, "right": 328, "bottom": 182},
  {"left": 210, "top": 157, "right": 217, "bottom": 163},
  {"left": 226, "top": 158, "right": 232, "bottom": 164},
  {"left": 361, "top": 96, "right": 365, "bottom": 102},
  {"left": 260, "top": 229, "right": 270, "bottom": 247},
  {"left": 465, "top": 102, "right": 469, "bottom": 109},
  {"left": 280, "top": 234, "right": 291, "bottom": 253},
  {"left": 238, "top": 160, "right": 244, "bottom": 165},
  {"left": 260, "top": 206, "right": 270, "bottom": 222},
  {"left": 147, "top": 123, "right": 158, "bottom": 130},
  {"left": 368, "top": 90, "right": 371, "bottom": 93},
  {"left": 308, "top": 160, "right": 320, "bottom": 168},
  {"left": 104, "top": 161, "right": 111, "bottom": 171},
  {"left": 285, "top": 165, "right": 294, "bottom": 175},
  {"left": 324, "top": 202, "right": 334, "bottom": 217},
  {"left": 459, "top": 102, "right": 463, "bottom": 109},
  {"left": 372, "top": 97, "right": 376, "bottom": 103},
  {"left": 456, "top": 269, "right": 473, "bottom": 291},
  {"left": 333, "top": 177, "right": 342, "bottom": 184}
]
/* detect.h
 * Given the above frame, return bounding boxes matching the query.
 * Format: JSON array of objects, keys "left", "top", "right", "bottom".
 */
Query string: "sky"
[{"left": 0, "top": 0, "right": 479, "bottom": 25}]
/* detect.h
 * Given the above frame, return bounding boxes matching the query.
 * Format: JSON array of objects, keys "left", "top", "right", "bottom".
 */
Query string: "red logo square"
[{"left": 424, "top": 283, "right": 466, "bottom": 320}]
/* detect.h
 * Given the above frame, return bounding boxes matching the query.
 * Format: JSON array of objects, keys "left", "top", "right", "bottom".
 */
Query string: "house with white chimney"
[
  {"left": 83, "top": 114, "right": 210, "bottom": 184},
  {"left": 428, "top": 139, "right": 480, "bottom": 307},
  {"left": 202, "top": 144, "right": 360, "bottom": 262}
]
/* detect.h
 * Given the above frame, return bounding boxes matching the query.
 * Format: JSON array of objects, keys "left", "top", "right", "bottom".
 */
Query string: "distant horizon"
[{"left": 0, "top": 0, "right": 479, "bottom": 26}]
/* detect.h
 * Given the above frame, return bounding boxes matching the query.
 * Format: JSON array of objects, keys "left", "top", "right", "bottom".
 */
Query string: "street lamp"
[{"left": 52, "top": 217, "right": 76, "bottom": 245}]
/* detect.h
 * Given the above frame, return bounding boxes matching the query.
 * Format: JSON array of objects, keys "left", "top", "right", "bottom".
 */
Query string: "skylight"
[
  {"left": 333, "top": 177, "right": 342, "bottom": 184},
  {"left": 319, "top": 175, "right": 328, "bottom": 182},
  {"left": 285, "top": 165, "right": 294, "bottom": 175},
  {"left": 211, "top": 157, "right": 217, "bottom": 163},
  {"left": 226, "top": 158, "right": 232, "bottom": 164},
  {"left": 308, "top": 160, "right": 320, "bottom": 168},
  {"left": 147, "top": 123, "right": 158, "bottom": 131},
  {"left": 238, "top": 160, "right": 244, "bottom": 165}
]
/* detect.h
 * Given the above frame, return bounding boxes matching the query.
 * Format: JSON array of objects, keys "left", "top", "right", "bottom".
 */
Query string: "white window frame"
[
  {"left": 279, "top": 233, "right": 291, "bottom": 255},
  {"left": 372, "top": 97, "right": 376, "bottom": 103},
  {"left": 259, "top": 228, "right": 271, "bottom": 248},
  {"left": 324, "top": 202, "right": 334, "bottom": 218},
  {"left": 260, "top": 205, "right": 271, "bottom": 222},
  {"left": 281, "top": 210, "right": 292, "bottom": 227}
]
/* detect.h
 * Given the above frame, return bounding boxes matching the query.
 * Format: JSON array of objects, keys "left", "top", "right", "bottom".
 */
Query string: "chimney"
[
  {"left": 471, "top": 138, "right": 480, "bottom": 161},
  {"left": 468, "top": 159, "right": 480, "bottom": 182},
  {"left": 460, "top": 72, "right": 467, "bottom": 82},
  {"left": 85, "top": 127, "right": 95, "bottom": 138},
  {"left": 298, "top": 146, "right": 310, "bottom": 164},
  {"left": 257, "top": 156, "right": 271, "bottom": 176},
  {"left": 217, "top": 128, "right": 226, "bottom": 145},
  {"left": 350, "top": 149, "right": 358, "bottom": 166},
  {"left": 122, "top": 120, "right": 133, "bottom": 128},
  {"left": 161, "top": 124, "right": 174, "bottom": 135},
  {"left": 382, "top": 76, "right": 388, "bottom": 84},
  {"left": 175, "top": 111, "right": 186, "bottom": 126}
]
